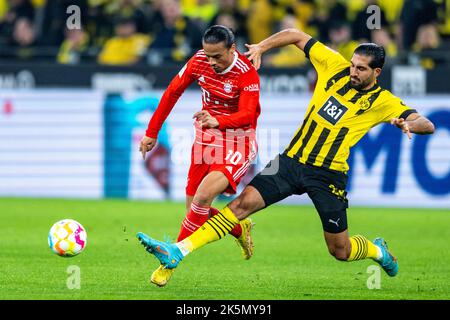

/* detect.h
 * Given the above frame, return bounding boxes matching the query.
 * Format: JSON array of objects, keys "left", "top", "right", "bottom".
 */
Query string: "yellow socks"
[
  {"left": 176, "top": 206, "right": 239, "bottom": 256},
  {"left": 347, "top": 235, "right": 382, "bottom": 261}
]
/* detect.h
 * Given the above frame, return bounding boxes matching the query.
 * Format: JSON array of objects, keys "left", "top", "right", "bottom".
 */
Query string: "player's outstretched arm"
[
  {"left": 390, "top": 113, "right": 435, "bottom": 139},
  {"left": 244, "top": 28, "right": 311, "bottom": 69},
  {"left": 141, "top": 57, "right": 196, "bottom": 158}
]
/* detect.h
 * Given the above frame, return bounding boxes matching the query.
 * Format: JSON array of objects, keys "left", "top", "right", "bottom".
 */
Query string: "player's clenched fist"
[
  {"left": 139, "top": 135, "right": 157, "bottom": 159},
  {"left": 193, "top": 110, "right": 219, "bottom": 128}
]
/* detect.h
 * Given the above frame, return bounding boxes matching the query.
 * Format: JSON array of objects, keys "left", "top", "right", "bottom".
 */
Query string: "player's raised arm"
[
  {"left": 390, "top": 113, "right": 435, "bottom": 139},
  {"left": 244, "top": 28, "right": 311, "bottom": 69},
  {"left": 141, "top": 58, "right": 196, "bottom": 158}
]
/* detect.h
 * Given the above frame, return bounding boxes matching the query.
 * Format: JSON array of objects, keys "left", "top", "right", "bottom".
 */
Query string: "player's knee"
[
  {"left": 228, "top": 186, "right": 264, "bottom": 220},
  {"left": 228, "top": 198, "right": 247, "bottom": 220},
  {"left": 228, "top": 194, "right": 253, "bottom": 220},
  {"left": 193, "top": 189, "right": 216, "bottom": 206}
]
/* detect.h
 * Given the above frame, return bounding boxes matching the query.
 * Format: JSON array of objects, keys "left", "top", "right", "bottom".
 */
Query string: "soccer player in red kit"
[{"left": 139, "top": 25, "right": 261, "bottom": 286}]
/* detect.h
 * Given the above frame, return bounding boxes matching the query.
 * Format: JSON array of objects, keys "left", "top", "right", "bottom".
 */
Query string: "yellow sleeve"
[
  {"left": 378, "top": 94, "right": 418, "bottom": 123},
  {"left": 304, "top": 38, "right": 350, "bottom": 77}
]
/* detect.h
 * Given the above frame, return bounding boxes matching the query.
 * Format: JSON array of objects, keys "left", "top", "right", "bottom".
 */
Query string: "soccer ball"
[{"left": 48, "top": 219, "right": 87, "bottom": 257}]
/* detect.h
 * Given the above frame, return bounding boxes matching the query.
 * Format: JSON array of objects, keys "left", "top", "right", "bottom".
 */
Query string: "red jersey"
[{"left": 145, "top": 49, "right": 261, "bottom": 139}]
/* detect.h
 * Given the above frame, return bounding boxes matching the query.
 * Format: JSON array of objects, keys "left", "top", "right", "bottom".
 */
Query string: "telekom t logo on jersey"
[{"left": 201, "top": 87, "right": 211, "bottom": 104}]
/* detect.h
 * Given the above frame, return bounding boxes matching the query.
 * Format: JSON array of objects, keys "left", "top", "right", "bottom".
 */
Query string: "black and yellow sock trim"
[
  {"left": 348, "top": 235, "right": 379, "bottom": 261},
  {"left": 205, "top": 212, "right": 236, "bottom": 239},
  {"left": 184, "top": 206, "right": 239, "bottom": 253},
  {"left": 348, "top": 235, "right": 369, "bottom": 261}
]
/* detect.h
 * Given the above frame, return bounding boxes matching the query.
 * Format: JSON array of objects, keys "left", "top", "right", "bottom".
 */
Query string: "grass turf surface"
[{"left": 0, "top": 198, "right": 449, "bottom": 300}]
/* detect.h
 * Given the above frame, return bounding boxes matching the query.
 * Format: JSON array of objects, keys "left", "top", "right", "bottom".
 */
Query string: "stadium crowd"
[{"left": 0, "top": 0, "right": 448, "bottom": 69}]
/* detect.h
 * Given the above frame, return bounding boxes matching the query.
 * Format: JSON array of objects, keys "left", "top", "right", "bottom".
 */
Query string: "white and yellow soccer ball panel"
[{"left": 48, "top": 219, "right": 87, "bottom": 257}]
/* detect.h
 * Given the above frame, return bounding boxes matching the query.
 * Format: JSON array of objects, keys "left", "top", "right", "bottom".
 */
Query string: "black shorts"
[{"left": 248, "top": 153, "right": 349, "bottom": 233}]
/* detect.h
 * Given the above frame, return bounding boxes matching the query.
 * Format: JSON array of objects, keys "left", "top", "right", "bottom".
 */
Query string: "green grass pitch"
[{"left": 1, "top": 198, "right": 449, "bottom": 300}]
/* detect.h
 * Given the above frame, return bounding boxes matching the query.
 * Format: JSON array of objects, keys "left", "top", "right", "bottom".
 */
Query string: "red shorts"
[{"left": 186, "top": 128, "right": 257, "bottom": 196}]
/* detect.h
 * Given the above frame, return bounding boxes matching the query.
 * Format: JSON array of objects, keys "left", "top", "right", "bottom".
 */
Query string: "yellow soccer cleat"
[
  {"left": 150, "top": 265, "right": 175, "bottom": 287},
  {"left": 235, "top": 218, "right": 255, "bottom": 260}
]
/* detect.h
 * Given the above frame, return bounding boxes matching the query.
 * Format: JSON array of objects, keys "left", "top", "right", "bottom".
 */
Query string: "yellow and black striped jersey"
[{"left": 285, "top": 39, "right": 416, "bottom": 173}]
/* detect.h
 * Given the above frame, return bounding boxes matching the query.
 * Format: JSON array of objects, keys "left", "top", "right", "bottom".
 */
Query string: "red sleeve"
[
  {"left": 215, "top": 69, "right": 260, "bottom": 130},
  {"left": 145, "top": 58, "right": 196, "bottom": 138}
]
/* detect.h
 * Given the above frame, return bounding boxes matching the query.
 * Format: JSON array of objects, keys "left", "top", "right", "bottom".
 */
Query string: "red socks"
[{"left": 177, "top": 202, "right": 210, "bottom": 241}]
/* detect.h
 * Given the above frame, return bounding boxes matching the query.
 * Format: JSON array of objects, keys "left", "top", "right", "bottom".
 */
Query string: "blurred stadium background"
[
  {"left": 0, "top": 0, "right": 449, "bottom": 300},
  {"left": 0, "top": 0, "right": 449, "bottom": 205}
]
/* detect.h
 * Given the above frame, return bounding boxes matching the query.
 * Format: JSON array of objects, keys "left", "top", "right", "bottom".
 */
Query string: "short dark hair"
[
  {"left": 202, "top": 25, "right": 235, "bottom": 48},
  {"left": 354, "top": 43, "right": 386, "bottom": 69}
]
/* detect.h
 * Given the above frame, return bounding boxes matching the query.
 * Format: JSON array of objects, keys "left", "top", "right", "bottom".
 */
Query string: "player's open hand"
[
  {"left": 139, "top": 135, "right": 157, "bottom": 159},
  {"left": 390, "top": 118, "right": 412, "bottom": 139},
  {"left": 244, "top": 43, "right": 263, "bottom": 70},
  {"left": 193, "top": 110, "right": 219, "bottom": 128}
]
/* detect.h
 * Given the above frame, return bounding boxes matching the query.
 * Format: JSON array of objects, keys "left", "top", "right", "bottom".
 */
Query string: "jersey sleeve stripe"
[
  {"left": 235, "top": 65, "right": 247, "bottom": 73},
  {"left": 304, "top": 38, "right": 318, "bottom": 59},
  {"left": 236, "top": 59, "right": 250, "bottom": 71},
  {"left": 399, "top": 108, "right": 418, "bottom": 119}
]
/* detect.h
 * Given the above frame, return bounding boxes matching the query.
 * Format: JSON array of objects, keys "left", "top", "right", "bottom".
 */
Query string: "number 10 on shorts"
[{"left": 225, "top": 150, "right": 242, "bottom": 165}]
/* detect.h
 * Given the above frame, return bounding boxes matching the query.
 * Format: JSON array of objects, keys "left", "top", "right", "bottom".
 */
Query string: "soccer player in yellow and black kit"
[{"left": 137, "top": 28, "right": 435, "bottom": 279}]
